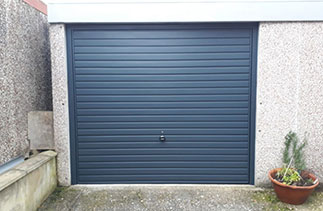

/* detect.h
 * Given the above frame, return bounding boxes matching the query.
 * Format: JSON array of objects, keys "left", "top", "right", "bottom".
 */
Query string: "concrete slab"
[
  {"left": 38, "top": 185, "right": 323, "bottom": 211},
  {"left": 28, "top": 111, "right": 54, "bottom": 150}
]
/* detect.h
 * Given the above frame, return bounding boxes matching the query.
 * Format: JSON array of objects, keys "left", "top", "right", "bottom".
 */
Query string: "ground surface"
[{"left": 38, "top": 185, "right": 323, "bottom": 211}]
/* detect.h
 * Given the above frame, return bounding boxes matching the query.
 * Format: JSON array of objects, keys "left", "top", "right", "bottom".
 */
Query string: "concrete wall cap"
[
  {"left": 39, "top": 150, "right": 57, "bottom": 158},
  {"left": 0, "top": 170, "right": 27, "bottom": 192}
]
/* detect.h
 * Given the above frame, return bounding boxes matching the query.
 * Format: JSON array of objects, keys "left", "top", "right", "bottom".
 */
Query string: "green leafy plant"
[
  {"left": 275, "top": 131, "right": 314, "bottom": 186},
  {"left": 276, "top": 167, "right": 301, "bottom": 185},
  {"left": 282, "top": 131, "right": 307, "bottom": 171}
]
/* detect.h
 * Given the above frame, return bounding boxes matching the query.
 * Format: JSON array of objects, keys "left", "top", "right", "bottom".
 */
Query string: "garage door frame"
[{"left": 66, "top": 23, "right": 258, "bottom": 185}]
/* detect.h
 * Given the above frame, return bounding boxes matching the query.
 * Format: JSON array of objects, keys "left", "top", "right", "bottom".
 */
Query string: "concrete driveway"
[{"left": 38, "top": 185, "right": 323, "bottom": 211}]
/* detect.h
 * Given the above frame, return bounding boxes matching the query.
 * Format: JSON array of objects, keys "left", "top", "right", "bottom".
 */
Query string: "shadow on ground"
[{"left": 38, "top": 185, "right": 323, "bottom": 211}]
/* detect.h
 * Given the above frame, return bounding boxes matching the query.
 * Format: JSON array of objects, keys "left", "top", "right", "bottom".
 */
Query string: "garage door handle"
[{"left": 160, "top": 135, "right": 166, "bottom": 142}]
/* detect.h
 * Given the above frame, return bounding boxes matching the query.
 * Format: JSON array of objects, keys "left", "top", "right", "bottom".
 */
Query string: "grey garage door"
[{"left": 67, "top": 23, "right": 258, "bottom": 184}]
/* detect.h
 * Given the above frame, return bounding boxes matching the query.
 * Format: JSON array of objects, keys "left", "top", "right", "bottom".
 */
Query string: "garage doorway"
[{"left": 66, "top": 23, "right": 258, "bottom": 184}]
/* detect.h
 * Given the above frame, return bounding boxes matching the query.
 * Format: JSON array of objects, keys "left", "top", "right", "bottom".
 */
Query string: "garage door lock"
[{"left": 160, "top": 135, "right": 166, "bottom": 142}]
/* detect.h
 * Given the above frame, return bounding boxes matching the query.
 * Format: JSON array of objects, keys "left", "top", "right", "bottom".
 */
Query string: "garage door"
[{"left": 67, "top": 23, "right": 258, "bottom": 184}]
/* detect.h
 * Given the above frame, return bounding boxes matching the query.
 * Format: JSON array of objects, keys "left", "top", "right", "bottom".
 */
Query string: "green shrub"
[
  {"left": 275, "top": 131, "right": 313, "bottom": 186},
  {"left": 282, "top": 131, "right": 307, "bottom": 171}
]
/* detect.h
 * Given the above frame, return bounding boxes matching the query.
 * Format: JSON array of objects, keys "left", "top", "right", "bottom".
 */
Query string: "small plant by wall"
[{"left": 268, "top": 131, "right": 319, "bottom": 205}]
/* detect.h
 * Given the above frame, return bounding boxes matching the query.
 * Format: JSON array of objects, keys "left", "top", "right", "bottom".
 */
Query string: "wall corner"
[{"left": 49, "top": 24, "right": 71, "bottom": 186}]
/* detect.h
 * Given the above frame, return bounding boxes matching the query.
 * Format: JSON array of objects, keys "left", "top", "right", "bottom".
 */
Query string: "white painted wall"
[{"left": 48, "top": 0, "right": 323, "bottom": 23}]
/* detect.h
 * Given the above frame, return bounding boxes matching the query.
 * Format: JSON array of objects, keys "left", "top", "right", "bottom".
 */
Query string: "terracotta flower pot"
[{"left": 268, "top": 168, "right": 319, "bottom": 205}]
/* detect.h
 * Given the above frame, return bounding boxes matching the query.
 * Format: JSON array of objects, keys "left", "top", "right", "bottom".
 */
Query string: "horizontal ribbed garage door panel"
[
  {"left": 78, "top": 154, "right": 249, "bottom": 162},
  {"left": 76, "top": 88, "right": 249, "bottom": 95},
  {"left": 76, "top": 95, "right": 248, "bottom": 102},
  {"left": 77, "top": 109, "right": 249, "bottom": 116},
  {"left": 77, "top": 102, "right": 249, "bottom": 109},
  {"left": 78, "top": 141, "right": 248, "bottom": 149},
  {"left": 76, "top": 81, "right": 249, "bottom": 88},
  {"left": 75, "top": 74, "right": 249, "bottom": 81},
  {"left": 78, "top": 149, "right": 248, "bottom": 156},
  {"left": 75, "top": 46, "right": 250, "bottom": 54},
  {"left": 78, "top": 168, "right": 249, "bottom": 175},
  {"left": 78, "top": 175, "right": 249, "bottom": 182},
  {"left": 74, "top": 38, "right": 250, "bottom": 47},
  {"left": 77, "top": 115, "right": 249, "bottom": 122},
  {"left": 77, "top": 128, "right": 248, "bottom": 136},
  {"left": 75, "top": 53, "right": 250, "bottom": 61},
  {"left": 77, "top": 135, "right": 249, "bottom": 142},
  {"left": 78, "top": 121, "right": 248, "bottom": 128},
  {"left": 75, "top": 67, "right": 250, "bottom": 75},
  {"left": 68, "top": 23, "right": 257, "bottom": 184}
]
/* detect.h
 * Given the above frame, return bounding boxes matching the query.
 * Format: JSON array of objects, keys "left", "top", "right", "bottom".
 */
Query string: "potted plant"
[{"left": 268, "top": 131, "right": 319, "bottom": 205}]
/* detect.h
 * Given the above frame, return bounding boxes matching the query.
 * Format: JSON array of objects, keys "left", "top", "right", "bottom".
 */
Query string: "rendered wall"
[
  {"left": 49, "top": 24, "right": 70, "bottom": 186},
  {"left": 256, "top": 22, "right": 323, "bottom": 186},
  {"left": 50, "top": 22, "right": 323, "bottom": 186},
  {"left": 0, "top": 0, "right": 52, "bottom": 165}
]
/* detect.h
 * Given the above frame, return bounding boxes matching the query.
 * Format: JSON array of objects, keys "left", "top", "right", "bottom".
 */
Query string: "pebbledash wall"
[
  {"left": 256, "top": 22, "right": 323, "bottom": 186},
  {"left": 0, "top": 0, "right": 51, "bottom": 166},
  {"left": 48, "top": 1, "right": 323, "bottom": 186}
]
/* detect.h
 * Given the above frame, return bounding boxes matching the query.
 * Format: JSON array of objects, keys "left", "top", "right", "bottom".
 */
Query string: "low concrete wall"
[{"left": 0, "top": 151, "right": 57, "bottom": 211}]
